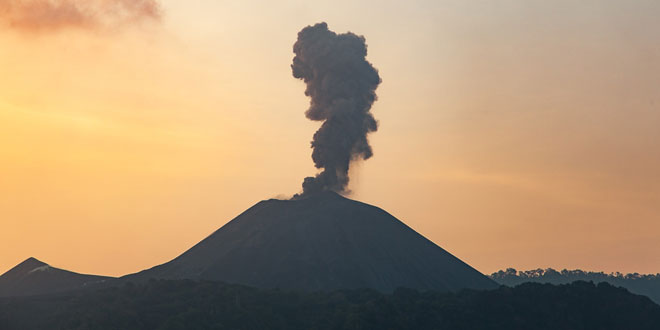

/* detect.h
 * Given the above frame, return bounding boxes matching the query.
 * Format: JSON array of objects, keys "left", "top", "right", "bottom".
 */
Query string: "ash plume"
[
  {"left": 0, "top": 0, "right": 161, "bottom": 32},
  {"left": 292, "top": 22, "right": 381, "bottom": 197}
]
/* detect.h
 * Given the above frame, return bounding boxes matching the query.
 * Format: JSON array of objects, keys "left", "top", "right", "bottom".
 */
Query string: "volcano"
[
  {"left": 0, "top": 257, "right": 111, "bottom": 297},
  {"left": 127, "top": 191, "right": 496, "bottom": 292}
]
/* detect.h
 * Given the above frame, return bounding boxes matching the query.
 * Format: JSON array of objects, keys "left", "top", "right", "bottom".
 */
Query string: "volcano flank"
[{"left": 126, "top": 191, "right": 496, "bottom": 292}]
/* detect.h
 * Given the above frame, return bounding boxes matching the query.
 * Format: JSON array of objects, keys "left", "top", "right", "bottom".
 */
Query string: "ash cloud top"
[
  {"left": 0, "top": 0, "right": 161, "bottom": 32},
  {"left": 292, "top": 22, "right": 381, "bottom": 197}
]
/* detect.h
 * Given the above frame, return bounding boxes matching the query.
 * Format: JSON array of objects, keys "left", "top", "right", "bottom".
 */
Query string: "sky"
[{"left": 1, "top": 0, "right": 659, "bottom": 277}]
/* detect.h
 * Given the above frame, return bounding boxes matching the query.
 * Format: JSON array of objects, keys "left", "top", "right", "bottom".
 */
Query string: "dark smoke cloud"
[
  {"left": 292, "top": 22, "right": 381, "bottom": 197},
  {"left": 0, "top": 0, "right": 161, "bottom": 32}
]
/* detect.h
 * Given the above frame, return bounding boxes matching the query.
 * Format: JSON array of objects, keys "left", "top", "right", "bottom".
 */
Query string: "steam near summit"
[{"left": 292, "top": 22, "right": 381, "bottom": 197}]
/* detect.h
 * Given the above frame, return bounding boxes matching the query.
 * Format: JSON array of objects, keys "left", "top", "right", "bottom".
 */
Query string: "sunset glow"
[{"left": 2, "top": 0, "right": 659, "bottom": 277}]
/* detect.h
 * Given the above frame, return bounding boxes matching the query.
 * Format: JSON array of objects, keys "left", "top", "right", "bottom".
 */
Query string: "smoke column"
[{"left": 292, "top": 22, "right": 381, "bottom": 197}]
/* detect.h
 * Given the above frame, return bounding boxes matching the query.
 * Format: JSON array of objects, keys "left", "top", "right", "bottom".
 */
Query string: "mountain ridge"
[
  {"left": 124, "top": 191, "right": 497, "bottom": 292},
  {"left": 0, "top": 257, "right": 112, "bottom": 297},
  {"left": 491, "top": 267, "right": 660, "bottom": 304}
]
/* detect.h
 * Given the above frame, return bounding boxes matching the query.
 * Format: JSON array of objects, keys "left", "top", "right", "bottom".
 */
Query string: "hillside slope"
[
  {"left": 127, "top": 191, "right": 496, "bottom": 292},
  {"left": 0, "top": 257, "right": 112, "bottom": 297}
]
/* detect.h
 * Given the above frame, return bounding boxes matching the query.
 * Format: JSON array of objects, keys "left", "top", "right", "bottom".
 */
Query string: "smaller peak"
[
  {"left": 1, "top": 257, "right": 49, "bottom": 278},
  {"left": 19, "top": 257, "right": 47, "bottom": 268}
]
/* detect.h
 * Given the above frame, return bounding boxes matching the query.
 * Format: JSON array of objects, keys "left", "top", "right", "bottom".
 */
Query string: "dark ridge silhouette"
[
  {"left": 124, "top": 191, "right": 496, "bottom": 292},
  {"left": 0, "top": 257, "right": 112, "bottom": 297},
  {"left": 491, "top": 267, "right": 660, "bottom": 304},
  {"left": 1, "top": 280, "right": 658, "bottom": 330}
]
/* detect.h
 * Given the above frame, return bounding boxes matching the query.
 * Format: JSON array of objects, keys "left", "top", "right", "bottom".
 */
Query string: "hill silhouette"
[
  {"left": 126, "top": 191, "right": 496, "bottom": 292},
  {"left": 491, "top": 268, "right": 660, "bottom": 304},
  {"left": 1, "top": 280, "right": 658, "bottom": 330},
  {"left": 0, "top": 257, "right": 111, "bottom": 297}
]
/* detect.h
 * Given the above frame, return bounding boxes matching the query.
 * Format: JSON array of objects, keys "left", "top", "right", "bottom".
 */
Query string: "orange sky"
[{"left": 1, "top": 0, "right": 659, "bottom": 277}]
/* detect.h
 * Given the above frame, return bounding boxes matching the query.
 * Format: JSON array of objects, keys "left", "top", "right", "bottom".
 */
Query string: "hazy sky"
[{"left": 1, "top": 0, "right": 659, "bottom": 277}]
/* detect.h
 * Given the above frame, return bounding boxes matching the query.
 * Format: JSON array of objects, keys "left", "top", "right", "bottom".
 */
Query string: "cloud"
[{"left": 0, "top": 0, "right": 161, "bottom": 32}]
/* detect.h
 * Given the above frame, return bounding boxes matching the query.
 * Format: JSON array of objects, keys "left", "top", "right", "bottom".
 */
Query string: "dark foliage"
[
  {"left": 1, "top": 280, "right": 659, "bottom": 330},
  {"left": 491, "top": 268, "right": 660, "bottom": 304}
]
